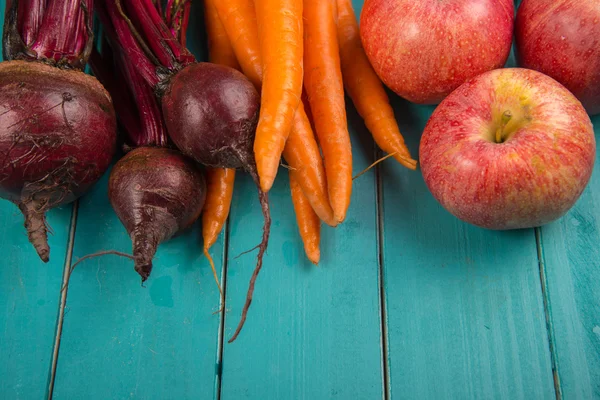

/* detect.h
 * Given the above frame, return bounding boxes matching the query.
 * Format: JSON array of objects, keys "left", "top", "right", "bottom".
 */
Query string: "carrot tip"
[{"left": 308, "top": 251, "right": 320, "bottom": 265}]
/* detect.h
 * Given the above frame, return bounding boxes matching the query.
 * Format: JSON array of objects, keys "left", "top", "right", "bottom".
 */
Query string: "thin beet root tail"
[
  {"left": 228, "top": 167, "right": 271, "bottom": 343},
  {"left": 132, "top": 226, "right": 159, "bottom": 282},
  {"left": 19, "top": 201, "right": 50, "bottom": 263}
]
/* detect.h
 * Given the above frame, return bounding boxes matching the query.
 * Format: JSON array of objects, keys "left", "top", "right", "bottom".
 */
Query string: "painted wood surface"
[
  {"left": 539, "top": 114, "right": 600, "bottom": 400},
  {"left": 0, "top": 0, "right": 599, "bottom": 399},
  {"left": 51, "top": 172, "right": 225, "bottom": 400},
  {"left": 378, "top": 97, "right": 555, "bottom": 400},
  {"left": 0, "top": 202, "right": 73, "bottom": 400},
  {"left": 219, "top": 105, "right": 384, "bottom": 400}
]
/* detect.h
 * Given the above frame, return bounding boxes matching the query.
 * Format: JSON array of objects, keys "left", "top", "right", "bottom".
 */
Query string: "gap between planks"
[
  {"left": 215, "top": 216, "right": 231, "bottom": 400},
  {"left": 375, "top": 147, "right": 391, "bottom": 400},
  {"left": 535, "top": 227, "right": 562, "bottom": 400},
  {"left": 46, "top": 201, "right": 79, "bottom": 400}
]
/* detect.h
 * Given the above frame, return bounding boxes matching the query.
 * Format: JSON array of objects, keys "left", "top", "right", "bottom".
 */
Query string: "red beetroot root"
[
  {"left": 162, "top": 62, "right": 270, "bottom": 342},
  {"left": 0, "top": 60, "right": 116, "bottom": 262},
  {"left": 108, "top": 147, "right": 206, "bottom": 281}
]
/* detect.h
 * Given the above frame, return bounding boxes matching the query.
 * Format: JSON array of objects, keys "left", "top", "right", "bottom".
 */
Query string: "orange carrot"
[
  {"left": 289, "top": 170, "right": 320, "bottom": 264},
  {"left": 204, "top": 0, "right": 240, "bottom": 70},
  {"left": 201, "top": 168, "right": 235, "bottom": 279},
  {"left": 212, "top": 0, "right": 262, "bottom": 88},
  {"left": 303, "top": 0, "right": 352, "bottom": 223},
  {"left": 336, "top": 0, "right": 416, "bottom": 170},
  {"left": 215, "top": 0, "right": 336, "bottom": 226},
  {"left": 253, "top": 0, "right": 304, "bottom": 192},
  {"left": 282, "top": 102, "right": 336, "bottom": 226},
  {"left": 202, "top": 0, "right": 239, "bottom": 304}
]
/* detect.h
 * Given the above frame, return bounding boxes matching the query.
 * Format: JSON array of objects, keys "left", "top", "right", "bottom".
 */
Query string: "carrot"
[
  {"left": 202, "top": 0, "right": 239, "bottom": 306},
  {"left": 204, "top": 0, "right": 240, "bottom": 70},
  {"left": 253, "top": 0, "right": 304, "bottom": 192},
  {"left": 212, "top": 0, "right": 262, "bottom": 88},
  {"left": 282, "top": 101, "right": 336, "bottom": 226},
  {"left": 303, "top": 0, "right": 352, "bottom": 224},
  {"left": 202, "top": 168, "right": 235, "bottom": 295},
  {"left": 335, "top": 0, "right": 417, "bottom": 170},
  {"left": 289, "top": 170, "right": 320, "bottom": 264},
  {"left": 214, "top": 0, "right": 336, "bottom": 227}
]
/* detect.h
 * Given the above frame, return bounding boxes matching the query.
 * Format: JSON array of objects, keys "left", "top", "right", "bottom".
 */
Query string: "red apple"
[
  {"left": 360, "top": 0, "right": 514, "bottom": 105},
  {"left": 516, "top": 0, "right": 600, "bottom": 116},
  {"left": 420, "top": 68, "right": 595, "bottom": 230}
]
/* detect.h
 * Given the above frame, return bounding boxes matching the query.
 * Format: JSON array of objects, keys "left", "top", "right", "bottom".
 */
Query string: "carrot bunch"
[{"left": 205, "top": 0, "right": 416, "bottom": 264}]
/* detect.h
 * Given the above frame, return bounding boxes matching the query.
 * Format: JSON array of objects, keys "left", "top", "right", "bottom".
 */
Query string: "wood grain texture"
[
  {"left": 378, "top": 95, "right": 555, "bottom": 399},
  {"left": 51, "top": 172, "right": 224, "bottom": 400},
  {"left": 219, "top": 103, "right": 384, "bottom": 400},
  {"left": 538, "top": 114, "right": 600, "bottom": 400}
]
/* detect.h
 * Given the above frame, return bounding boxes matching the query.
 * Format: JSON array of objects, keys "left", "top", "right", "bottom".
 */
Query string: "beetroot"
[
  {"left": 99, "top": 0, "right": 271, "bottom": 341},
  {"left": 162, "top": 63, "right": 259, "bottom": 171},
  {"left": 0, "top": 0, "right": 116, "bottom": 262},
  {"left": 108, "top": 147, "right": 206, "bottom": 281}
]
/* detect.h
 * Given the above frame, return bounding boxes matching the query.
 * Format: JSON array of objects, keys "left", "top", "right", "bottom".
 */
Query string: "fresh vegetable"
[
  {"left": 335, "top": 0, "right": 417, "bottom": 170},
  {"left": 202, "top": 167, "right": 235, "bottom": 279},
  {"left": 204, "top": 0, "right": 240, "bottom": 70},
  {"left": 289, "top": 170, "right": 320, "bottom": 264},
  {"left": 108, "top": 147, "right": 206, "bottom": 280},
  {"left": 214, "top": 0, "right": 336, "bottom": 227},
  {"left": 0, "top": 0, "right": 116, "bottom": 262},
  {"left": 254, "top": 0, "right": 304, "bottom": 192},
  {"left": 99, "top": 0, "right": 270, "bottom": 341},
  {"left": 202, "top": 0, "right": 238, "bottom": 291},
  {"left": 90, "top": 34, "right": 206, "bottom": 282},
  {"left": 303, "top": 0, "right": 352, "bottom": 223}
]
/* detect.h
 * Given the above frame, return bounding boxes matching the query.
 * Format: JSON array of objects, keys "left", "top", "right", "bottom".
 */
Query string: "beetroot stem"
[
  {"left": 30, "top": 0, "right": 93, "bottom": 68},
  {"left": 89, "top": 48, "right": 143, "bottom": 145},
  {"left": 122, "top": 0, "right": 176, "bottom": 69},
  {"left": 17, "top": 0, "right": 45, "bottom": 45},
  {"left": 133, "top": 0, "right": 193, "bottom": 64},
  {"left": 98, "top": 0, "right": 161, "bottom": 87}
]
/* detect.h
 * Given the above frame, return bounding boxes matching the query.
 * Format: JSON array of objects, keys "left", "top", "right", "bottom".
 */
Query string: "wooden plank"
[
  {"left": 51, "top": 171, "right": 224, "bottom": 400},
  {"left": 219, "top": 104, "right": 384, "bottom": 398},
  {"left": 0, "top": 1, "right": 72, "bottom": 397},
  {"left": 0, "top": 203, "right": 73, "bottom": 400},
  {"left": 52, "top": 11, "right": 224, "bottom": 400},
  {"left": 538, "top": 114, "right": 600, "bottom": 400},
  {"left": 379, "top": 98, "right": 555, "bottom": 399}
]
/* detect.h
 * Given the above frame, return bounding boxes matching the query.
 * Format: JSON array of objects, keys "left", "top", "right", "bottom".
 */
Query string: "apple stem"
[{"left": 495, "top": 110, "right": 513, "bottom": 143}]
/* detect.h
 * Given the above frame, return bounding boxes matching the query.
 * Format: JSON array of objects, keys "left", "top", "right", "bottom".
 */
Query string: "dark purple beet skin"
[
  {"left": 0, "top": 60, "right": 117, "bottom": 262},
  {"left": 108, "top": 147, "right": 206, "bottom": 281},
  {"left": 162, "top": 62, "right": 260, "bottom": 171}
]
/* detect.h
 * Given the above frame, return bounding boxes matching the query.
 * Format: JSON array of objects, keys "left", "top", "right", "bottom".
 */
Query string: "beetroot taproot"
[
  {"left": 108, "top": 147, "right": 206, "bottom": 281},
  {"left": 0, "top": 61, "right": 116, "bottom": 262}
]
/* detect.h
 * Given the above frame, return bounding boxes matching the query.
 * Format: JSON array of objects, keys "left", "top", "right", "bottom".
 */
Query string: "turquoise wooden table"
[{"left": 1, "top": 1, "right": 599, "bottom": 399}]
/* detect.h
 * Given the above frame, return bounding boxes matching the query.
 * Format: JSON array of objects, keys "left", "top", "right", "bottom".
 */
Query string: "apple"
[
  {"left": 420, "top": 68, "right": 595, "bottom": 230},
  {"left": 359, "top": 0, "right": 514, "bottom": 105},
  {"left": 516, "top": 0, "right": 600, "bottom": 116}
]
